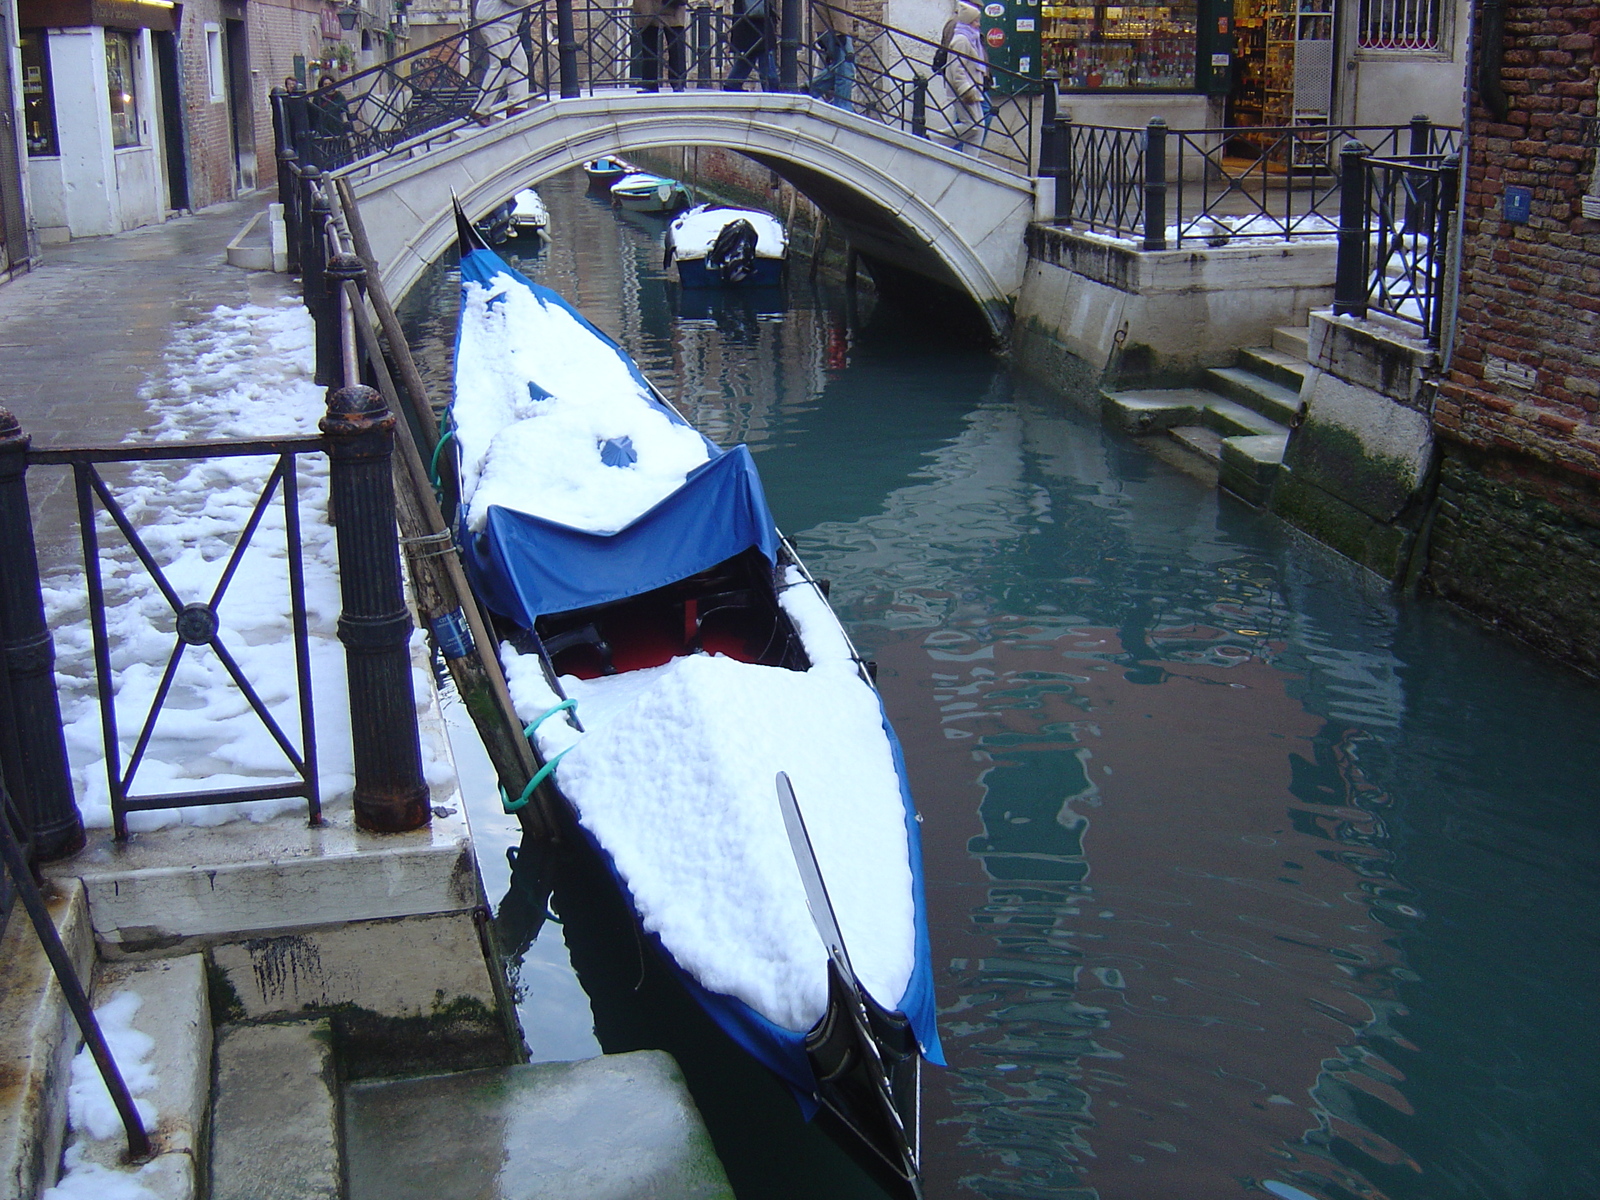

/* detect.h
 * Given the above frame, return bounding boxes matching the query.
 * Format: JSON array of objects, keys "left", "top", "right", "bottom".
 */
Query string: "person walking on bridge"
[
  {"left": 634, "top": 0, "right": 690, "bottom": 92},
  {"left": 724, "top": 0, "right": 778, "bottom": 92},
  {"left": 943, "top": 1, "right": 990, "bottom": 154}
]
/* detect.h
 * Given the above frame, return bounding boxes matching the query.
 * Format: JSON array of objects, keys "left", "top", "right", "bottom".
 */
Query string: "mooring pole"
[
  {"left": 0, "top": 408, "right": 83, "bottom": 862},
  {"left": 321, "top": 384, "right": 430, "bottom": 833},
  {"left": 1333, "top": 140, "right": 1371, "bottom": 318}
]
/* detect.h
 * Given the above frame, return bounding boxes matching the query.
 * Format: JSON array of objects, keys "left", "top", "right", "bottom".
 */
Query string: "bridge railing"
[
  {"left": 286, "top": 0, "right": 1043, "bottom": 178},
  {"left": 1049, "top": 115, "right": 1460, "bottom": 249}
]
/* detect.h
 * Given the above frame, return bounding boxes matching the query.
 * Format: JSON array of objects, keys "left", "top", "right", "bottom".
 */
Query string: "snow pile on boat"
[
  {"left": 454, "top": 270, "right": 713, "bottom": 533},
  {"left": 669, "top": 205, "right": 787, "bottom": 259},
  {"left": 505, "top": 650, "right": 915, "bottom": 1032}
]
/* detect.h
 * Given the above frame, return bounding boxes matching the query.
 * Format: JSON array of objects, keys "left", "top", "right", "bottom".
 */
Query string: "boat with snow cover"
[
  {"left": 610, "top": 172, "right": 692, "bottom": 214},
  {"left": 582, "top": 154, "right": 638, "bottom": 191},
  {"left": 509, "top": 187, "right": 549, "bottom": 240},
  {"left": 446, "top": 205, "right": 942, "bottom": 1197},
  {"left": 665, "top": 204, "right": 788, "bottom": 288}
]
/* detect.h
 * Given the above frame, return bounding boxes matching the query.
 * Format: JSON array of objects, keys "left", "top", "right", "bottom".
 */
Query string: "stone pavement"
[{"left": 0, "top": 194, "right": 286, "bottom": 570}]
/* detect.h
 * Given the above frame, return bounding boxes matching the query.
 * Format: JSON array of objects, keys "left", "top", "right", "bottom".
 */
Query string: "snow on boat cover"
[{"left": 450, "top": 242, "right": 944, "bottom": 1104}]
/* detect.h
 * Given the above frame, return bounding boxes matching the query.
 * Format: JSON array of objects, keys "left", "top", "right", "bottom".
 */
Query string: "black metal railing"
[
  {"left": 281, "top": 0, "right": 1043, "bottom": 178},
  {"left": 26, "top": 438, "right": 322, "bottom": 842},
  {"left": 1046, "top": 110, "right": 1460, "bottom": 248},
  {"left": 0, "top": 178, "right": 433, "bottom": 850},
  {"left": 1333, "top": 142, "right": 1461, "bottom": 345}
]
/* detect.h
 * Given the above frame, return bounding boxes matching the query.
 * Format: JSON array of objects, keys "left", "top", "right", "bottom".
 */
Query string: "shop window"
[
  {"left": 1357, "top": 0, "right": 1441, "bottom": 50},
  {"left": 20, "top": 30, "right": 58, "bottom": 156},
  {"left": 206, "top": 25, "right": 225, "bottom": 102},
  {"left": 1041, "top": 3, "right": 1198, "bottom": 90},
  {"left": 106, "top": 29, "right": 140, "bottom": 148}
]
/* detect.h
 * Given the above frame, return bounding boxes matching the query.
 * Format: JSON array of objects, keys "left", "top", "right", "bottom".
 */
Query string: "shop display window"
[
  {"left": 1041, "top": 3, "right": 1198, "bottom": 89},
  {"left": 106, "top": 29, "right": 140, "bottom": 148},
  {"left": 21, "top": 30, "right": 57, "bottom": 157}
]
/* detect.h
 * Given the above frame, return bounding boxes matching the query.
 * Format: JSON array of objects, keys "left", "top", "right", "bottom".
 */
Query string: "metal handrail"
[
  {"left": 1056, "top": 117, "right": 1461, "bottom": 246},
  {"left": 288, "top": 0, "right": 1043, "bottom": 176},
  {"left": 0, "top": 790, "right": 150, "bottom": 1159}
]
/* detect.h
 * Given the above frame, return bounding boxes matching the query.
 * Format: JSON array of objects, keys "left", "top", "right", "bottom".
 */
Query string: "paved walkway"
[{"left": 0, "top": 194, "right": 288, "bottom": 568}]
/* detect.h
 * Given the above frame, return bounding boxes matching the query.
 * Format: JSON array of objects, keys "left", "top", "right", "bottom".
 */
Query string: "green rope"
[
  {"left": 429, "top": 428, "right": 455, "bottom": 490},
  {"left": 500, "top": 699, "right": 581, "bottom": 814},
  {"left": 501, "top": 746, "right": 574, "bottom": 813}
]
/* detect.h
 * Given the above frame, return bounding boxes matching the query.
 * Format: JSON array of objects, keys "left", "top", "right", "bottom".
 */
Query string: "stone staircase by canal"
[
  {"left": 1102, "top": 326, "right": 1311, "bottom": 505},
  {"left": 0, "top": 879, "right": 731, "bottom": 1200}
]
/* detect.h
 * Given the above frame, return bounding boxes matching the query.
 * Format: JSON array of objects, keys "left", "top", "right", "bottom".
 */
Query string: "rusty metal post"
[
  {"left": 0, "top": 407, "right": 83, "bottom": 861},
  {"left": 271, "top": 90, "right": 302, "bottom": 273},
  {"left": 320, "top": 385, "right": 430, "bottom": 833},
  {"left": 305, "top": 180, "right": 341, "bottom": 388}
]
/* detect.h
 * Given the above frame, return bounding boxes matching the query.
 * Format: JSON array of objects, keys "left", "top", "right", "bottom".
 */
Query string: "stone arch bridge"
[{"left": 331, "top": 90, "right": 1042, "bottom": 336}]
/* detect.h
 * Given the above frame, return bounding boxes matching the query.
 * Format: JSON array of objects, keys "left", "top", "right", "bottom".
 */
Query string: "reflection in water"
[{"left": 411, "top": 170, "right": 1600, "bottom": 1200}]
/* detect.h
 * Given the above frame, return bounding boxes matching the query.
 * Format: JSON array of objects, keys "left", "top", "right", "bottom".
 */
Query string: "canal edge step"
[{"left": 1101, "top": 326, "right": 1310, "bottom": 506}]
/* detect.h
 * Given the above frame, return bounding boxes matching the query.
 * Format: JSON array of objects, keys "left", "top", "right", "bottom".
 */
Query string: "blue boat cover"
[
  {"left": 452, "top": 242, "right": 945, "bottom": 1111},
  {"left": 453, "top": 247, "right": 779, "bottom": 624}
]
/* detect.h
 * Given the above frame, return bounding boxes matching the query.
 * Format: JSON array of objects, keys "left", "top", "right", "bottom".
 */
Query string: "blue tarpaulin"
[{"left": 453, "top": 247, "right": 780, "bottom": 623}]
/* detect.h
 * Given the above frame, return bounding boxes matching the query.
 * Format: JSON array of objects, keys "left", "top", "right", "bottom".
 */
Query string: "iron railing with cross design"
[{"left": 282, "top": 0, "right": 1044, "bottom": 178}]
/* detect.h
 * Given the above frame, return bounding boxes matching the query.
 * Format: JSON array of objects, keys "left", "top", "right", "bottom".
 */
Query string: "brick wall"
[
  {"left": 179, "top": 0, "right": 236, "bottom": 209},
  {"left": 248, "top": 0, "right": 329, "bottom": 189},
  {"left": 1430, "top": 0, "right": 1600, "bottom": 668}
]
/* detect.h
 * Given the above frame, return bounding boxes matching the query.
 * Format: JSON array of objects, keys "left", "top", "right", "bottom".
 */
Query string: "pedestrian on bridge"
[
  {"left": 943, "top": 1, "right": 990, "bottom": 154},
  {"left": 634, "top": 0, "right": 690, "bottom": 92},
  {"left": 809, "top": 0, "right": 856, "bottom": 111},
  {"left": 724, "top": 0, "right": 778, "bottom": 92}
]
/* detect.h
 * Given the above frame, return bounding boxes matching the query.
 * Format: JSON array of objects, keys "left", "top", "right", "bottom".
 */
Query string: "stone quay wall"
[{"left": 1432, "top": 0, "right": 1600, "bottom": 672}]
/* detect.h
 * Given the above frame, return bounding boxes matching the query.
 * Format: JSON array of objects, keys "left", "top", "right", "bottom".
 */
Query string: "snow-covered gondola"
[
  {"left": 582, "top": 154, "right": 638, "bottom": 191},
  {"left": 446, "top": 203, "right": 942, "bottom": 1198},
  {"left": 509, "top": 187, "right": 549, "bottom": 240},
  {"left": 609, "top": 172, "right": 692, "bottom": 214},
  {"left": 665, "top": 204, "right": 788, "bottom": 288}
]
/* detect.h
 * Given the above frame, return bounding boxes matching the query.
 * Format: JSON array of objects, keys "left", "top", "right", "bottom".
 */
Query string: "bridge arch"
[{"left": 336, "top": 92, "right": 1038, "bottom": 336}]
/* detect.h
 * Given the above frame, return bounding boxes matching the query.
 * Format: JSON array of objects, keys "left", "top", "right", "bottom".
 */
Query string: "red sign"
[{"left": 985, "top": 26, "right": 1005, "bottom": 47}]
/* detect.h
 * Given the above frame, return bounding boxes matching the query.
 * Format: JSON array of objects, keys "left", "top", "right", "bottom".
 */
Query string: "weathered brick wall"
[
  {"left": 248, "top": 0, "right": 328, "bottom": 191},
  {"left": 179, "top": 0, "right": 237, "bottom": 209},
  {"left": 1430, "top": 0, "right": 1600, "bottom": 668}
]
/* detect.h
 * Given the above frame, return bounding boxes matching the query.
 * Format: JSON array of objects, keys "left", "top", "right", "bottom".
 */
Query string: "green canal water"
[{"left": 404, "top": 170, "right": 1600, "bottom": 1200}]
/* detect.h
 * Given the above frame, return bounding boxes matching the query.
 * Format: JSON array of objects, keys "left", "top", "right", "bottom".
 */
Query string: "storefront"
[
  {"left": 973, "top": 0, "right": 1231, "bottom": 124},
  {"left": 18, "top": 0, "right": 177, "bottom": 240}
]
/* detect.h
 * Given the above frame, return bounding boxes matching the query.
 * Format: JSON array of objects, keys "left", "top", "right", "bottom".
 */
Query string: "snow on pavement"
[{"left": 41, "top": 297, "right": 443, "bottom": 830}]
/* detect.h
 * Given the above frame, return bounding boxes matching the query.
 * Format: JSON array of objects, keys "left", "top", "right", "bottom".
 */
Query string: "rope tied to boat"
[
  {"left": 398, "top": 529, "right": 456, "bottom": 559},
  {"left": 429, "top": 428, "right": 455, "bottom": 493},
  {"left": 501, "top": 698, "right": 580, "bottom": 813}
]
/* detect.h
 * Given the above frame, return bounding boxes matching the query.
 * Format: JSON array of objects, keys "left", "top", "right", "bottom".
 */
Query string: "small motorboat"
[
  {"left": 509, "top": 187, "right": 549, "bottom": 239},
  {"left": 582, "top": 154, "right": 639, "bottom": 191},
  {"left": 666, "top": 204, "right": 788, "bottom": 288},
  {"left": 446, "top": 202, "right": 942, "bottom": 1198},
  {"left": 610, "top": 172, "right": 692, "bottom": 214},
  {"left": 473, "top": 197, "right": 516, "bottom": 246}
]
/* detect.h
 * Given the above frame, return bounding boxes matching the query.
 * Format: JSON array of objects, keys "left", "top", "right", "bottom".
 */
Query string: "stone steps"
[
  {"left": 1102, "top": 333, "right": 1310, "bottom": 506},
  {"left": 343, "top": 1051, "right": 735, "bottom": 1200},
  {"left": 211, "top": 1021, "right": 342, "bottom": 1200}
]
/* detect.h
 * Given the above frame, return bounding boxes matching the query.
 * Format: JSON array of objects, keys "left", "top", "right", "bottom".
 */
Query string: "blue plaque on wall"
[{"left": 1504, "top": 186, "right": 1532, "bottom": 224}]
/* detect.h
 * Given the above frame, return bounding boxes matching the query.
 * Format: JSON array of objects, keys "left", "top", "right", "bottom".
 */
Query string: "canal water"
[{"left": 403, "top": 170, "right": 1600, "bottom": 1200}]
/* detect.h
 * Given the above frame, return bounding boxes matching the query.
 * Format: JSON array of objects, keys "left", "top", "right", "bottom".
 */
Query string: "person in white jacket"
[{"left": 942, "top": 1, "right": 990, "bottom": 153}]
